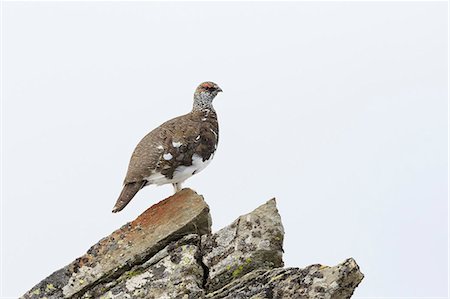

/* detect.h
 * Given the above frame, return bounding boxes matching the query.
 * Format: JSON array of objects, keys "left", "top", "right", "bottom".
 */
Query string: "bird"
[{"left": 112, "top": 81, "right": 222, "bottom": 213}]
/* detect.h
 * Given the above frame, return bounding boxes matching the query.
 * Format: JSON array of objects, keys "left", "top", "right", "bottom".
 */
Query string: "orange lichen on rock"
[{"left": 131, "top": 189, "right": 198, "bottom": 228}]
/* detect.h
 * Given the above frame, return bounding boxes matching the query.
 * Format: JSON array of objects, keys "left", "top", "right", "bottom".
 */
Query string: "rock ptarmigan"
[{"left": 112, "top": 82, "right": 222, "bottom": 213}]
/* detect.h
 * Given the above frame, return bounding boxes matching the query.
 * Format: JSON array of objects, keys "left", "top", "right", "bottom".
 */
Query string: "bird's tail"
[{"left": 112, "top": 181, "right": 145, "bottom": 213}]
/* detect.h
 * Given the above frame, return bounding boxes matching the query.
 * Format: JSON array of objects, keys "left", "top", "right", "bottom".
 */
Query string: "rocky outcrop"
[
  {"left": 85, "top": 234, "right": 205, "bottom": 299},
  {"left": 202, "top": 199, "right": 284, "bottom": 292},
  {"left": 23, "top": 189, "right": 364, "bottom": 299},
  {"left": 22, "top": 189, "right": 211, "bottom": 299},
  {"left": 206, "top": 259, "right": 363, "bottom": 299}
]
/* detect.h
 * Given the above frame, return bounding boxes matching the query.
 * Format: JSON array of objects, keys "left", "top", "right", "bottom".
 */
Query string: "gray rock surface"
[
  {"left": 23, "top": 190, "right": 364, "bottom": 299},
  {"left": 22, "top": 189, "right": 211, "bottom": 299},
  {"left": 201, "top": 198, "right": 284, "bottom": 292},
  {"left": 88, "top": 235, "right": 205, "bottom": 299},
  {"left": 206, "top": 258, "right": 364, "bottom": 299}
]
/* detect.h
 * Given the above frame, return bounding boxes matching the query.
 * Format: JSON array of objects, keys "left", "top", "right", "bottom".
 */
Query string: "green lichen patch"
[
  {"left": 123, "top": 268, "right": 145, "bottom": 279},
  {"left": 231, "top": 257, "right": 253, "bottom": 278},
  {"left": 45, "top": 283, "right": 56, "bottom": 292}
]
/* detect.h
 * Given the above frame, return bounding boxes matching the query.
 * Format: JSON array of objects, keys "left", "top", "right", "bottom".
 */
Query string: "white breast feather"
[
  {"left": 144, "top": 153, "right": 213, "bottom": 186},
  {"left": 172, "top": 153, "right": 213, "bottom": 182}
]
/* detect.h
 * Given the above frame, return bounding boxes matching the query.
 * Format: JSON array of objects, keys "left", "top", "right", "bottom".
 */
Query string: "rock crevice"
[{"left": 23, "top": 189, "right": 363, "bottom": 299}]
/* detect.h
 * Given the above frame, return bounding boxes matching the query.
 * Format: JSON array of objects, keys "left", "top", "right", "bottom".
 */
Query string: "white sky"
[{"left": 1, "top": 1, "right": 448, "bottom": 298}]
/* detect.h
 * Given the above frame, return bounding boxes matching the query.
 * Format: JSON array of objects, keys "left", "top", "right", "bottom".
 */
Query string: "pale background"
[{"left": 1, "top": 1, "right": 448, "bottom": 298}]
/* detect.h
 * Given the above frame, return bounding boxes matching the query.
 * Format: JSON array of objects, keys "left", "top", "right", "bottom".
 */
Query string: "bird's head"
[
  {"left": 193, "top": 81, "right": 222, "bottom": 110},
  {"left": 195, "top": 81, "right": 222, "bottom": 96}
]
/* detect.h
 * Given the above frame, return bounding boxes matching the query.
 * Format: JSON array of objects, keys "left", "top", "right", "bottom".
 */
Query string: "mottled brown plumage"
[{"left": 112, "top": 82, "right": 222, "bottom": 213}]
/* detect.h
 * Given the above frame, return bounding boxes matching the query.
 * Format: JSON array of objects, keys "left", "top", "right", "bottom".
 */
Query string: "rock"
[
  {"left": 201, "top": 198, "right": 284, "bottom": 292},
  {"left": 22, "top": 192, "right": 364, "bottom": 299},
  {"left": 206, "top": 258, "right": 364, "bottom": 299},
  {"left": 89, "top": 234, "right": 205, "bottom": 299},
  {"left": 22, "top": 189, "right": 211, "bottom": 299}
]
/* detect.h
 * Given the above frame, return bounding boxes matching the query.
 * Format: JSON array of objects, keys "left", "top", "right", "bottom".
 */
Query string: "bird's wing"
[{"left": 123, "top": 114, "right": 201, "bottom": 184}]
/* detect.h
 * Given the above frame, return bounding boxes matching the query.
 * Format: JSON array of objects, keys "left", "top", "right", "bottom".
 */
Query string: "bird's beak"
[{"left": 217, "top": 87, "right": 223, "bottom": 93}]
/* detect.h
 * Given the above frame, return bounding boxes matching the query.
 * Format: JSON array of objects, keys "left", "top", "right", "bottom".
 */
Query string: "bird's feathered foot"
[
  {"left": 172, "top": 182, "right": 183, "bottom": 193},
  {"left": 112, "top": 181, "right": 146, "bottom": 213}
]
